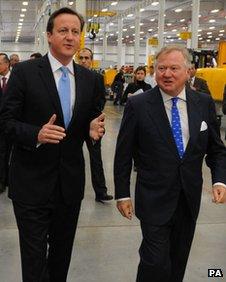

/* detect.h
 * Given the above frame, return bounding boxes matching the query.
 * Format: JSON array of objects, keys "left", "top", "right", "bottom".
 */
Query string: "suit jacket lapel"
[
  {"left": 184, "top": 89, "right": 202, "bottom": 157},
  {"left": 38, "top": 55, "right": 64, "bottom": 122},
  {"left": 146, "top": 87, "right": 179, "bottom": 159}
]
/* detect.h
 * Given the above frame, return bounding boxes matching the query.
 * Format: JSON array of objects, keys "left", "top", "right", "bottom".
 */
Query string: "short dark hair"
[
  {"left": 46, "top": 7, "right": 85, "bottom": 33},
  {"left": 135, "top": 66, "right": 146, "bottom": 75},
  {"left": 79, "top": 47, "right": 93, "bottom": 60},
  {"left": 30, "top": 52, "right": 42, "bottom": 59},
  {"left": 0, "top": 53, "right": 10, "bottom": 64}
]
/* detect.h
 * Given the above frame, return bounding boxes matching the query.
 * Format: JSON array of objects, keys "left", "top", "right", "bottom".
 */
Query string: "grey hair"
[{"left": 154, "top": 45, "right": 192, "bottom": 69}]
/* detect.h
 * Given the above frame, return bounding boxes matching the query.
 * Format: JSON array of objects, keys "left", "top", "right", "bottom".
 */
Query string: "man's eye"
[
  {"left": 72, "top": 30, "right": 79, "bottom": 35},
  {"left": 59, "top": 29, "right": 67, "bottom": 34}
]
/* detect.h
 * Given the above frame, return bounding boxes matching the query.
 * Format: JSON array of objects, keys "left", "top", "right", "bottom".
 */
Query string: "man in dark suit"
[
  {"left": 114, "top": 46, "right": 226, "bottom": 282},
  {"left": 188, "top": 62, "right": 211, "bottom": 95},
  {"left": 0, "top": 53, "right": 11, "bottom": 193},
  {"left": 78, "top": 47, "right": 113, "bottom": 202},
  {"left": 0, "top": 7, "right": 105, "bottom": 282}
]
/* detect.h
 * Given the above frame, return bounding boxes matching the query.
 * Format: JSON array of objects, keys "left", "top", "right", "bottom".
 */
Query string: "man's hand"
[
  {"left": 38, "top": 114, "right": 66, "bottom": 144},
  {"left": 117, "top": 199, "right": 134, "bottom": 220},
  {"left": 90, "top": 113, "right": 105, "bottom": 141},
  {"left": 212, "top": 185, "right": 226, "bottom": 203}
]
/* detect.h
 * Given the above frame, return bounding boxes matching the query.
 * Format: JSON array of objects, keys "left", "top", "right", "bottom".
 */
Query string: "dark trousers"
[
  {"left": 13, "top": 187, "right": 81, "bottom": 282},
  {"left": 0, "top": 136, "right": 11, "bottom": 186},
  {"left": 136, "top": 191, "right": 196, "bottom": 282},
  {"left": 86, "top": 138, "right": 107, "bottom": 196}
]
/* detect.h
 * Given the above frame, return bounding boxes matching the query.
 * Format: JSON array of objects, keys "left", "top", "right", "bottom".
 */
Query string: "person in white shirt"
[{"left": 145, "top": 64, "right": 157, "bottom": 88}]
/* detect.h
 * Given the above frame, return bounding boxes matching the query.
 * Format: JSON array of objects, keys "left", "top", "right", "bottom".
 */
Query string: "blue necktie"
[
  {"left": 171, "top": 97, "right": 184, "bottom": 158},
  {"left": 58, "top": 66, "right": 71, "bottom": 128}
]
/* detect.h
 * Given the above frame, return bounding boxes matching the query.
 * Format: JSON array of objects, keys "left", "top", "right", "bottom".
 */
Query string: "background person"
[
  {"left": 121, "top": 66, "right": 152, "bottom": 104},
  {"left": 78, "top": 47, "right": 113, "bottom": 202},
  {"left": 0, "top": 7, "right": 105, "bottom": 282},
  {"left": 114, "top": 45, "right": 226, "bottom": 282}
]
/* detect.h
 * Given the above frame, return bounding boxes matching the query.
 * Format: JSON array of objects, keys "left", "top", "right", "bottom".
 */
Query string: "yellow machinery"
[
  {"left": 103, "top": 68, "right": 117, "bottom": 87},
  {"left": 196, "top": 41, "right": 226, "bottom": 102}
]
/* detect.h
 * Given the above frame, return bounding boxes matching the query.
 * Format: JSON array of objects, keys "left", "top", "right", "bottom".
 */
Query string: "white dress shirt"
[{"left": 48, "top": 52, "right": 76, "bottom": 116}]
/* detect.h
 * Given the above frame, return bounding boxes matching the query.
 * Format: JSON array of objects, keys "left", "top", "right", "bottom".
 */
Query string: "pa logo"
[{"left": 208, "top": 269, "right": 223, "bottom": 277}]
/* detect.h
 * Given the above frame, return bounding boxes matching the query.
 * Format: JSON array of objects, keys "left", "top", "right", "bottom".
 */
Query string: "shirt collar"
[
  {"left": 48, "top": 51, "right": 74, "bottom": 75},
  {"left": 160, "top": 87, "right": 186, "bottom": 103},
  {"left": 0, "top": 70, "right": 10, "bottom": 80}
]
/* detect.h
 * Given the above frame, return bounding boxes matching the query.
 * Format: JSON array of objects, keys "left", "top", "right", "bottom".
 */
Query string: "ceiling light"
[
  {"left": 21, "top": 8, "right": 27, "bottom": 12},
  {"left": 172, "top": 29, "right": 177, "bottom": 32},
  {"left": 140, "top": 31, "right": 144, "bottom": 34},
  {"left": 175, "top": 9, "right": 182, "bottom": 13},
  {"left": 198, "top": 14, "right": 202, "bottom": 18},
  {"left": 68, "top": 1, "right": 74, "bottom": 5},
  {"left": 130, "top": 26, "right": 135, "bottom": 29},
  {"left": 219, "top": 34, "right": 223, "bottom": 36},
  {"left": 19, "top": 18, "right": 24, "bottom": 22},
  {"left": 148, "top": 29, "right": 153, "bottom": 32},
  {"left": 22, "top": 1, "right": 28, "bottom": 5},
  {"left": 116, "top": 31, "right": 118, "bottom": 34},
  {"left": 198, "top": 29, "right": 202, "bottom": 32},
  {"left": 151, "top": 2, "right": 159, "bottom": 6},
  {"left": 111, "top": 2, "right": 118, "bottom": 6},
  {"left": 102, "top": 8, "right": 108, "bottom": 12},
  {"left": 207, "top": 32, "right": 212, "bottom": 35},
  {"left": 206, "top": 39, "right": 211, "bottom": 42},
  {"left": 20, "top": 14, "right": 25, "bottom": 17},
  {"left": 170, "top": 39, "right": 174, "bottom": 42},
  {"left": 140, "top": 23, "right": 144, "bottom": 26},
  {"left": 127, "top": 14, "right": 133, "bottom": 17},
  {"left": 167, "top": 23, "right": 172, "bottom": 26},
  {"left": 126, "top": 35, "right": 129, "bottom": 38},
  {"left": 198, "top": 34, "right": 201, "bottom": 37},
  {"left": 110, "top": 33, "right": 114, "bottom": 36},
  {"left": 208, "top": 35, "right": 212, "bottom": 38},
  {"left": 93, "top": 14, "right": 98, "bottom": 17},
  {"left": 109, "top": 22, "right": 114, "bottom": 26},
  {"left": 180, "top": 19, "right": 185, "bottom": 22},
  {"left": 140, "top": 8, "right": 145, "bottom": 12},
  {"left": 211, "top": 9, "right": 219, "bottom": 13},
  {"left": 123, "top": 28, "right": 127, "bottom": 31},
  {"left": 219, "top": 30, "right": 224, "bottom": 33},
  {"left": 198, "top": 37, "right": 203, "bottom": 40},
  {"left": 150, "top": 18, "right": 155, "bottom": 22},
  {"left": 18, "top": 23, "right": 23, "bottom": 26},
  {"left": 209, "top": 19, "right": 216, "bottom": 23},
  {"left": 216, "top": 38, "right": 220, "bottom": 40},
  {"left": 209, "top": 26, "right": 215, "bottom": 30}
]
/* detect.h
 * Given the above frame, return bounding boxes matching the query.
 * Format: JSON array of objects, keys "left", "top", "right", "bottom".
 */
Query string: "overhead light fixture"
[
  {"left": 110, "top": 33, "right": 114, "bottom": 36},
  {"left": 102, "top": 8, "right": 108, "bottom": 12},
  {"left": 109, "top": 22, "right": 114, "bottom": 26},
  {"left": 111, "top": 2, "right": 118, "bottom": 6},
  {"left": 198, "top": 29, "right": 202, "bottom": 32},
  {"left": 21, "top": 8, "right": 27, "bottom": 12},
  {"left": 151, "top": 2, "right": 159, "bottom": 6},
  {"left": 219, "top": 33, "right": 223, "bottom": 36},
  {"left": 123, "top": 28, "right": 127, "bottom": 31},
  {"left": 206, "top": 39, "right": 211, "bottom": 42},
  {"left": 172, "top": 29, "right": 177, "bottom": 32},
  {"left": 208, "top": 35, "right": 213, "bottom": 38},
  {"left": 207, "top": 32, "right": 212, "bottom": 35},
  {"left": 130, "top": 26, "right": 135, "bottom": 29},
  {"left": 20, "top": 14, "right": 25, "bottom": 17},
  {"left": 22, "top": 2, "right": 28, "bottom": 6},
  {"left": 68, "top": 1, "right": 74, "bottom": 5},
  {"left": 175, "top": 8, "right": 182, "bottom": 13},
  {"left": 198, "top": 37, "right": 203, "bottom": 40},
  {"left": 216, "top": 37, "right": 220, "bottom": 40},
  {"left": 150, "top": 18, "right": 155, "bottom": 22},
  {"left": 148, "top": 28, "right": 153, "bottom": 32},
  {"left": 167, "top": 23, "right": 172, "bottom": 26},
  {"left": 140, "top": 8, "right": 145, "bottom": 12},
  {"left": 140, "top": 31, "right": 144, "bottom": 34},
  {"left": 211, "top": 9, "right": 219, "bottom": 13},
  {"left": 19, "top": 18, "right": 24, "bottom": 22},
  {"left": 198, "top": 14, "right": 202, "bottom": 18},
  {"left": 180, "top": 19, "right": 185, "bottom": 22},
  {"left": 140, "top": 23, "right": 144, "bottom": 26},
  {"left": 127, "top": 14, "right": 133, "bottom": 17},
  {"left": 209, "top": 19, "right": 216, "bottom": 23},
  {"left": 93, "top": 14, "right": 98, "bottom": 17},
  {"left": 18, "top": 23, "right": 23, "bottom": 26},
  {"left": 219, "top": 30, "right": 225, "bottom": 33},
  {"left": 209, "top": 26, "right": 215, "bottom": 30}
]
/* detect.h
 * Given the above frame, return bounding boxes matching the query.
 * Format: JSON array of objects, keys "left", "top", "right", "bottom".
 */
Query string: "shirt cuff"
[
  {"left": 116, "top": 197, "right": 131, "bottom": 201},
  {"left": 213, "top": 182, "right": 226, "bottom": 189}
]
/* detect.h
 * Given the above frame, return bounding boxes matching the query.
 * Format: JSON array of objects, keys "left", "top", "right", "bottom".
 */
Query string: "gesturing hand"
[
  {"left": 90, "top": 113, "right": 105, "bottom": 141},
  {"left": 117, "top": 199, "right": 134, "bottom": 220},
  {"left": 38, "top": 114, "right": 66, "bottom": 144}
]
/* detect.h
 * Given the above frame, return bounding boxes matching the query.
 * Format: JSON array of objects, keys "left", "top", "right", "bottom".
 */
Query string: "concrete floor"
[{"left": 0, "top": 102, "right": 226, "bottom": 282}]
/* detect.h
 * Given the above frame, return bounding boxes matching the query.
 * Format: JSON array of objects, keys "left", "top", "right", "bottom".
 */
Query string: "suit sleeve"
[
  {"left": 205, "top": 96, "right": 226, "bottom": 184},
  {"left": 114, "top": 99, "right": 138, "bottom": 199},
  {"left": 0, "top": 65, "right": 40, "bottom": 150},
  {"left": 95, "top": 73, "right": 106, "bottom": 111},
  {"left": 200, "top": 79, "right": 211, "bottom": 95}
]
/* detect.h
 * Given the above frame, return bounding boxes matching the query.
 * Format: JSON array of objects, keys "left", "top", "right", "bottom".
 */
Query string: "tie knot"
[
  {"left": 2, "top": 77, "right": 6, "bottom": 82},
  {"left": 171, "top": 97, "right": 178, "bottom": 106},
  {"left": 60, "top": 66, "right": 69, "bottom": 77}
]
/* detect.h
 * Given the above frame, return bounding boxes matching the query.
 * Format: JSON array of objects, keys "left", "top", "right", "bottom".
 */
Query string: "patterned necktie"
[
  {"left": 58, "top": 66, "right": 71, "bottom": 128},
  {"left": 171, "top": 97, "right": 184, "bottom": 158},
  {"left": 2, "top": 77, "right": 7, "bottom": 93}
]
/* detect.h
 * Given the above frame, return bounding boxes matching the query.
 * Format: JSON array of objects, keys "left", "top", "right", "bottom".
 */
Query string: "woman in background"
[{"left": 121, "top": 66, "right": 152, "bottom": 104}]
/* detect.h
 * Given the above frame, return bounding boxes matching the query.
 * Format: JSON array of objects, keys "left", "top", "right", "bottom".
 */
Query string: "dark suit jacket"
[
  {"left": 114, "top": 86, "right": 226, "bottom": 225},
  {"left": 193, "top": 77, "right": 211, "bottom": 95},
  {"left": 0, "top": 55, "right": 101, "bottom": 205},
  {"left": 94, "top": 72, "right": 106, "bottom": 111},
  {"left": 222, "top": 85, "right": 226, "bottom": 114}
]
